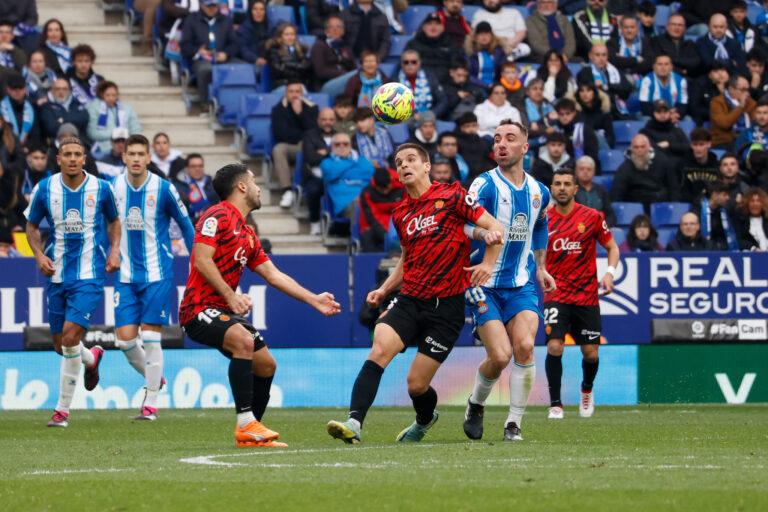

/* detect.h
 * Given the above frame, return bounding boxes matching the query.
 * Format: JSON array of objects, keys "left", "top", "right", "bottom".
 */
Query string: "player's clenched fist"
[
  {"left": 36, "top": 255, "right": 56, "bottom": 277},
  {"left": 482, "top": 230, "right": 504, "bottom": 246},
  {"left": 536, "top": 268, "right": 557, "bottom": 293},
  {"left": 227, "top": 293, "right": 253, "bottom": 316},
  {"left": 105, "top": 249, "right": 121, "bottom": 273},
  {"left": 314, "top": 292, "right": 341, "bottom": 316},
  {"left": 366, "top": 289, "right": 386, "bottom": 307}
]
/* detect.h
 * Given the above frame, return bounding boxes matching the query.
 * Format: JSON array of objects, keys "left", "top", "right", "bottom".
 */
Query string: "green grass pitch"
[{"left": 1, "top": 406, "right": 766, "bottom": 511}]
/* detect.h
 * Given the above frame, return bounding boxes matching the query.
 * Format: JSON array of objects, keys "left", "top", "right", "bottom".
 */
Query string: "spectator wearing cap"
[
  {"left": 311, "top": 16, "right": 357, "bottom": 97},
  {"left": 710, "top": 75, "right": 756, "bottom": 148},
  {"left": 173, "top": 153, "right": 220, "bottom": 223},
  {"left": 0, "top": 21, "right": 26, "bottom": 90},
  {"left": 358, "top": 166, "right": 404, "bottom": 252},
  {"left": 699, "top": 179, "right": 740, "bottom": 250},
  {"left": 66, "top": 44, "right": 104, "bottom": 106},
  {"left": 531, "top": 132, "right": 573, "bottom": 188},
  {"left": 39, "top": 19, "right": 71, "bottom": 76},
  {"left": 344, "top": 51, "right": 389, "bottom": 108},
  {"left": 474, "top": 83, "right": 523, "bottom": 139},
  {"left": 430, "top": 156, "right": 454, "bottom": 184},
  {"left": 747, "top": 49, "right": 768, "bottom": 100},
  {"left": 180, "top": 0, "right": 238, "bottom": 104},
  {"left": 455, "top": 112, "right": 495, "bottom": 182},
  {"left": 465, "top": 22, "right": 507, "bottom": 89},
  {"left": 576, "top": 43, "right": 633, "bottom": 116},
  {"left": 650, "top": 14, "right": 701, "bottom": 78},
  {"left": 526, "top": 0, "right": 576, "bottom": 61},
  {"left": 151, "top": 132, "right": 186, "bottom": 180},
  {"left": 434, "top": 132, "right": 469, "bottom": 184},
  {"left": 572, "top": 0, "right": 619, "bottom": 60},
  {"left": 302, "top": 108, "right": 337, "bottom": 235},
  {"left": 607, "top": 16, "right": 654, "bottom": 81},
  {"left": 443, "top": 60, "right": 487, "bottom": 121},
  {"left": 640, "top": 100, "right": 691, "bottom": 162},
  {"left": 696, "top": 13, "right": 746, "bottom": 75},
  {"left": 637, "top": 1, "right": 658, "bottom": 38},
  {"left": 471, "top": 0, "right": 530, "bottom": 59},
  {"left": 87, "top": 80, "right": 141, "bottom": 158},
  {"left": 96, "top": 127, "right": 129, "bottom": 181},
  {"left": 552, "top": 98, "right": 600, "bottom": 168},
  {"left": 405, "top": 12, "right": 465, "bottom": 83},
  {"left": 1, "top": 72, "right": 41, "bottom": 148},
  {"left": 638, "top": 54, "right": 689, "bottom": 119},
  {"left": 321, "top": 132, "right": 375, "bottom": 218},
  {"left": 406, "top": 110, "right": 439, "bottom": 155},
  {"left": 690, "top": 62, "right": 729, "bottom": 124},
  {"left": 574, "top": 155, "right": 615, "bottom": 226},
  {"left": 40, "top": 77, "right": 89, "bottom": 145},
  {"left": 46, "top": 123, "right": 98, "bottom": 176},
  {"left": 341, "top": 0, "right": 391, "bottom": 62},
  {"left": 396, "top": 50, "right": 447, "bottom": 119},
  {"left": 666, "top": 212, "right": 711, "bottom": 251},
  {"left": 611, "top": 133, "right": 679, "bottom": 210},
  {"left": 678, "top": 127, "right": 720, "bottom": 203},
  {"left": 436, "top": 0, "right": 472, "bottom": 50},
  {"left": 353, "top": 107, "right": 394, "bottom": 171}
]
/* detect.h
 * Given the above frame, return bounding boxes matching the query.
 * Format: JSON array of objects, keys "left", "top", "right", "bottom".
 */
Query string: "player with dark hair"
[
  {"left": 544, "top": 168, "right": 620, "bottom": 419},
  {"left": 24, "top": 136, "right": 121, "bottom": 427},
  {"left": 327, "top": 142, "right": 505, "bottom": 444},
  {"left": 180, "top": 163, "right": 341, "bottom": 447}
]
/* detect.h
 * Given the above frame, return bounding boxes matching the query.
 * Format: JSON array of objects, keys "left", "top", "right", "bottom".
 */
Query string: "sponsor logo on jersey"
[
  {"left": 506, "top": 213, "right": 529, "bottom": 241},
  {"left": 125, "top": 206, "right": 144, "bottom": 230},
  {"left": 406, "top": 214, "right": 438, "bottom": 236},
  {"left": 552, "top": 237, "right": 582, "bottom": 252},
  {"left": 85, "top": 195, "right": 95, "bottom": 208},
  {"left": 234, "top": 247, "right": 248, "bottom": 267},
  {"left": 434, "top": 199, "right": 444, "bottom": 209},
  {"left": 578, "top": 222, "right": 586, "bottom": 234},
  {"left": 64, "top": 209, "right": 85, "bottom": 233},
  {"left": 201, "top": 217, "right": 217, "bottom": 237},
  {"left": 425, "top": 336, "right": 448, "bottom": 353}
]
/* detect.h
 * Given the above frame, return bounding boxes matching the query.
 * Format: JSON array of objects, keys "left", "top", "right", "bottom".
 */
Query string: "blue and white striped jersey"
[
  {"left": 112, "top": 172, "right": 195, "bottom": 283},
  {"left": 24, "top": 173, "right": 119, "bottom": 284},
  {"left": 467, "top": 168, "right": 551, "bottom": 288}
]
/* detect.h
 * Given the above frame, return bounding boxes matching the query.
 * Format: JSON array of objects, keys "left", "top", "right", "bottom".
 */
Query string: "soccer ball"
[{"left": 371, "top": 82, "right": 415, "bottom": 124}]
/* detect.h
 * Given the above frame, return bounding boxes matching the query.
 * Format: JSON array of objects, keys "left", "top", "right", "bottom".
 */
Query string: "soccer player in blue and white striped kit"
[
  {"left": 25, "top": 136, "right": 122, "bottom": 428},
  {"left": 112, "top": 134, "right": 195, "bottom": 420},
  {"left": 463, "top": 121, "right": 557, "bottom": 441}
]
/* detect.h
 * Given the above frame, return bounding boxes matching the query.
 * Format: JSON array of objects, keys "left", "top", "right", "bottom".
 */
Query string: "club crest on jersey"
[
  {"left": 85, "top": 195, "right": 95, "bottom": 208},
  {"left": 506, "top": 213, "right": 529, "bottom": 241},
  {"left": 532, "top": 194, "right": 541, "bottom": 209},
  {"left": 434, "top": 199, "right": 444, "bottom": 209},
  {"left": 146, "top": 195, "right": 156, "bottom": 208},
  {"left": 64, "top": 209, "right": 84, "bottom": 233},
  {"left": 578, "top": 222, "right": 586, "bottom": 233},
  {"left": 477, "top": 300, "right": 488, "bottom": 314},
  {"left": 201, "top": 217, "right": 218, "bottom": 237},
  {"left": 126, "top": 206, "right": 144, "bottom": 230}
]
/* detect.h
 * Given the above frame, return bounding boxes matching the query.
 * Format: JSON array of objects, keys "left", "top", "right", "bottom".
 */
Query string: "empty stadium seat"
[
  {"left": 242, "top": 117, "right": 274, "bottom": 157},
  {"left": 237, "top": 93, "right": 283, "bottom": 127},
  {"left": 386, "top": 123, "right": 410, "bottom": 145},
  {"left": 712, "top": 148, "right": 726, "bottom": 160},
  {"left": 610, "top": 227, "right": 627, "bottom": 247},
  {"left": 214, "top": 84, "right": 258, "bottom": 126},
  {"left": 612, "top": 202, "right": 645, "bottom": 227},
  {"left": 567, "top": 62, "right": 583, "bottom": 77},
  {"left": 387, "top": 35, "right": 411, "bottom": 64},
  {"left": 436, "top": 120, "right": 456, "bottom": 133},
  {"left": 592, "top": 174, "right": 614, "bottom": 191},
  {"left": 677, "top": 117, "right": 696, "bottom": 136},
  {"left": 307, "top": 93, "right": 332, "bottom": 109},
  {"left": 510, "top": 5, "right": 529, "bottom": 18},
  {"left": 657, "top": 227, "right": 676, "bottom": 248},
  {"left": 655, "top": 5, "right": 671, "bottom": 29},
  {"left": 748, "top": 2, "right": 762, "bottom": 24},
  {"left": 400, "top": 5, "right": 436, "bottom": 34},
  {"left": 462, "top": 5, "right": 481, "bottom": 21},
  {"left": 599, "top": 149, "right": 626, "bottom": 172},
  {"left": 268, "top": 5, "right": 296, "bottom": 29},
  {"left": 613, "top": 120, "right": 645, "bottom": 145},
  {"left": 298, "top": 34, "right": 317, "bottom": 51},
  {"left": 651, "top": 202, "right": 691, "bottom": 227},
  {"left": 379, "top": 61, "right": 397, "bottom": 79}
]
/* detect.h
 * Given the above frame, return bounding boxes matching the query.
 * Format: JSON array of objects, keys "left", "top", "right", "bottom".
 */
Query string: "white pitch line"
[{"left": 22, "top": 468, "right": 136, "bottom": 476}]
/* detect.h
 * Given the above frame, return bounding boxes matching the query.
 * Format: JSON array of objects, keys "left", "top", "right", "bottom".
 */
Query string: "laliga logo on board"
[
  {"left": 597, "top": 257, "right": 639, "bottom": 315},
  {"left": 406, "top": 214, "right": 437, "bottom": 236}
]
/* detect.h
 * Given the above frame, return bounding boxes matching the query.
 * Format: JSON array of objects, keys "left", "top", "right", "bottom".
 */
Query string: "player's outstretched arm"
[
  {"left": 463, "top": 211, "right": 505, "bottom": 287},
  {"left": 26, "top": 222, "right": 55, "bottom": 277},
  {"left": 534, "top": 249, "right": 556, "bottom": 293},
  {"left": 253, "top": 260, "right": 342, "bottom": 316},
  {"left": 366, "top": 248, "right": 405, "bottom": 307},
  {"left": 599, "top": 238, "right": 620, "bottom": 295},
  {"left": 105, "top": 218, "right": 121, "bottom": 273},
  {"left": 193, "top": 243, "right": 253, "bottom": 315}
]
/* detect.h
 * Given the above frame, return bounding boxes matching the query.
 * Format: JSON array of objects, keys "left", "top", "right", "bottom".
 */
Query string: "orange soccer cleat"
[{"left": 234, "top": 420, "right": 281, "bottom": 448}]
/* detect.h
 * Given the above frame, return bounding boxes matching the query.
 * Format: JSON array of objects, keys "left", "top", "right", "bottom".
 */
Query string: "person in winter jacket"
[
  {"left": 611, "top": 133, "right": 679, "bottom": 210},
  {"left": 666, "top": 211, "right": 712, "bottom": 251},
  {"left": 639, "top": 100, "right": 691, "bottom": 162},
  {"left": 405, "top": 12, "right": 464, "bottom": 83},
  {"left": 265, "top": 22, "right": 311, "bottom": 89},
  {"left": 358, "top": 167, "right": 404, "bottom": 252},
  {"left": 531, "top": 132, "right": 574, "bottom": 188},
  {"left": 321, "top": 132, "right": 375, "bottom": 217}
]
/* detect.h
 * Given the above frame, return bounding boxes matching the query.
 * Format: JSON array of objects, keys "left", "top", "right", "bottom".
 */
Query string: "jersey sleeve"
[
  {"left": 23, "top": 182, "right": 48, "bottom": 225},
  {"left": 453, "top": 182, "right": 486, "bottom": 224},
  {"left": 100, "top": 181, "right": 119, "bottom": 222},
  {"left": 246, "top": 235, "right": 270, "bottom": 271},
  {"left": 532, "top": 187, "right": 551, "bottom": 250},
  {"left": 165, "top": 182, "right": 196, "bottom": 250},
  {"left": 193, "top": 207, "right": 226, "bottom": 248},
  {"left": 595, "top": 211, "right": 613, "bottom": 246}
]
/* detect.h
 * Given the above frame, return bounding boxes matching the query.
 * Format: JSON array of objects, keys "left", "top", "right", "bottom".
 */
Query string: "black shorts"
[
  {"left": 376, "top": 293, "right": 465, "bottom": 363},
  {"left": 182, "top": 307, "right": 266, "bottom": 358},
  {"left": 543, "top": 301, "right": 601, "bottom": 345}
]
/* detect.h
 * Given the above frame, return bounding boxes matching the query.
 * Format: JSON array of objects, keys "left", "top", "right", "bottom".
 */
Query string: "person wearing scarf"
[
  {"left": 572, "top": 0, "right": 617, "bottom": 59},
  {"left": 525, "top": 0, "right": 576, "bottom": 61},
  {"left": 39, "top": 77, "right": 90, "bottom": 144},
  {"left": 66, "top": 44, "right": 104, "bottom": 107},
  {"left": 735, "top": 100, "right": 768, "bottom": 156},
  {"left": 711, "top": 75, "right": 757, "bottom": 148},
  {"left": 499, "top": 62, "right": 526, "bottom": 110},
  {"left": 39, "top": 19, "right": 72, "bottom": 76},
  {"left": 523, "top": 78, "right": 556, "bottom": 149},
  {"left": 576, "top": 43, "right": 632, "bottom": 116},
  {"left": 638, "top": 54, "right": 689, "bottom": 117},
  {"left": 396, "top": 50, "right": 447, "bottom": 118},
  {"left": 607, "top": 16, "right": 653, "bottom": 81},
  {"left": 321, "top": 132, "right": 375, "bottom": 218},
  {"left": 1, "top": 73, "right": 41, "bottom": 147},
  {"left": 700, "top": 181, "right": 740, "bottom": 251},
  {"left": 727, "top": 2, "right": 760, "bottom": 53},
  {"left": 87, "top": 80, "right": 141, "bottom": 157},
  {"left": 353, "top": 107, "right": 394, "bottom": 170},
  {"left": 344, "top": 51, "right": 388, "bottom": 108},
  {"left": 695, "top": 13, "right": 746, "bottom": 74},
  {"left": 0, "top": 21, "right": 25, "bottom": 87},
  {"left": 23, "top": 50, "right": 57, "bottom": 102}
]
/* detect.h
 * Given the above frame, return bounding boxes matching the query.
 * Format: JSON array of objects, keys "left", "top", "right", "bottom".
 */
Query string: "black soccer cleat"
[
  {"left": 503, "top": 421, "right": 523, "bottom": 441},
  {"left": 463, "top": 398, "right": 484, "bottom": 440}
]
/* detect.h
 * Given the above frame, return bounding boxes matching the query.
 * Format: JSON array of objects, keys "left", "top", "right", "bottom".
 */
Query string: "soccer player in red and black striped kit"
[
  {"left": 180, "top": 163, "right": 341, "bottom": 447},
  {"left": 544, "top": 168, "right": 620, "bottom": 419},
  {"left": 327, "top": 143, "right": 505, "bottom": 444}
]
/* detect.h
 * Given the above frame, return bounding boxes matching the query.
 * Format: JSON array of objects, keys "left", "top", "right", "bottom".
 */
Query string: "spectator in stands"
[
  {"left": 307, "top": 0, "right": 340, "bottom": 36},
  {"left": 311, "top": 16, "right": 357, "bottom": 96},
  {"left": 437, "top": 0, "right": 472, "bottom": 50},
  {"left": 272, "top": 81, "right": 319, "bottom": 208},
  {"left": 332, "top": 94, "right": 356, "bottom": 137},
  {"left": 396, "top": 50, "right": 447, "bottom": 119},
  {"left": 640, "top": 100, "right": 690, "bottom": 162},
  {"left": 533, "top": 50, "right": 577, "bottom": 104},
  {"left": 498, "top": 62, "right": 526, "bottom": 111},
  {"left": 745, "top": 148, "right": 768, "bottom": 188},
  {"left": 39, "top": 18, "right": 71, "bottom": 76},
  {"left": 719, "top": 152, "right": 749, "bottom": 210},
  {"left": 151, "top": 132, "right": 186, "bottom": 180},
  {"left": 568, "top": 82, "right": 615, "bottom": 149},
  {"left": 173, "top": 152, "right": 219, "bottom": 222},
  {"left": 679, "top": 128, "right": 720, "bottom": 203},
  {"left": 321, "top": 131, "right": 375, "bottom": 218},
  {"left": 236, "top": 0, "right": 270, "bottom": 68},
  {"left": 749, "top": 50, "right": 768, "bottom": 100},
  {"left": 19, "top": 145, "right": 51, "bottom": 206},
  {"left": 619, "top": 214, "right": 663, "bottom": 252},
  {"left": 572, "top": 0, "right": 619, "bottom": 60},
  {"left": 471, "top": 0, "right": 530, "bottom": 58},
  {"left": 526, "top": 0, "right": 576, "bottom": 61},
  {"left": 132, "top": 0, "right": 161, "bottom": 55},
  {"left": 696, "top": 13, "right": 746, "bottom": 75},
  {"left": 531, "top": 131, "right": 573, "bottom": 188},
  {"left": 728, "top": 1, "right": 764, "bottom": 54},
  {"left": 24, "top": 50, "right": 56, "bottom": 102},
  {"left": 443, "top": 60, "right": 486, "bottom": 121},
  {"left": 302, "top": 107, "right": 337, "bottom": 236},
  {"left": 465, "top": 22, "right": 507, "bottom": 88},
  {"left": 0, "top": 165, "right": 23, "bottom": 233},
  {"left": 180, "top": 0, "right": 238, "bottom": 104},
  {"left": 638, "top": 54, "right": 689, "bottom": 119},
  {"left": 612, "top": 133, "right": 678, "bottom": 209},
  {"left": 0, "top": 113, "right": 23, "bottom": 178},
  {"left": 66, "top": 44, "right": 103, "bottom": 106},
  {"left": 577, "top": 43, "right": 633, "bottom": 116},
  {"left": 341, "top": 0, "right": 391, "bottom": 62},
  {"left": 690, "top": 62, "right": 729, "bottom": 125},
  {"left": 0, "top": 1, "right": 38, "bottom": 54},
  {"left": 2, "top": 72, "right": 41, "bottom": 148},
  {"left": 608, "top": 16, "right": 653, "bottom": 84},
  {"left": 95, "top": 127, "right": 128, "bottom": 181},
  {"left": 0, "top": 21, "right": 26, "bottom": 90},
  {"left": 523, "top": 78, "right": 557, "bottom": 150},
  {"left": 700, "top": 179, "right": 740, "bottom": 250},
  {"left": 574, "top": 155, "right": 615, "bottom": 226},
  {"left": 474, "top": 83, "right": 522, "bottom": 138},
  {"left": 711, "top": 74, "right": 756, "bottom": 148},
  {"left": 265, "top": 22, "right": 311, "bottom": 91},
  {"left": 358, "top": 166, "right": 403, "bottom": 252},
  {"left": 455, "top": 112, "right": 495, "bottom": 182},
  {"left": 735, "top": 99, "right": 768, "bottom": 155},
  {"left": 406, "top": 110, "right": 438, "bottom": 155},
  {"left": 430, "top": 155, "right": 454, "bottom": 184},
  {"left": 434, "top": 131, "right": 469, "bottom": 184},
  {"left": 637, "top": 1, "right": 657, "bottom": 38},
  {"left": 39, "top": 77, "right": 89, "bottom": 145},
  {"left": 87, "top": 80, "right": 141, "bottom": 158},
  {"left": 679, "top": 3, "right": 734, "bottom": 37},
  {"left": 344, "top": 51, "right": 388, "bottom": 108},
  {"left": 651, "top": 14, "right": 701, "bottom": 78},
  {"left": 353, "top": 107, "right": 394, "bottom": 170},
  {"left": 666, "top": 211, "right": 710, "bottom": 251},
  {"left": 735, "top": 187, "right": 768, "bottom": 250},
  {"left": 406, "top": 13, "right": 465, "bottom": 84},
  {"left": 159, "top": 0, "right": 196, "bottom": 34},
  {"left": 46, "top": 123, "right": 97, "bottom": 175},
  {"left": 552, "top": 98, "right": 600, "bottom": 168}
]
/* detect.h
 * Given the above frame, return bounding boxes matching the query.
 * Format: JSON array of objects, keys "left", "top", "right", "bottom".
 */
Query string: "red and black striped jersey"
[
  {"left": 545, "top": 202, "right": 612, "bottom": 306},
  {"left": 179, "top": 201, "right": 269, "bottom": 325},
  {"left": 393, "top": 181, "right": 485, "bottom": 299}
]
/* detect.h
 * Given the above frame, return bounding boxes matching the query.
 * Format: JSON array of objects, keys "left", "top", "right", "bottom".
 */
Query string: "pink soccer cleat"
[
  {"left": 47, "top": 410, "right": 69, "bottom": 427},
  {"left": 83, "top": 345, "right": 104, "bottom": 391},
  {"left": 134, "top": 406, "right": 158, "bottom": 421}
]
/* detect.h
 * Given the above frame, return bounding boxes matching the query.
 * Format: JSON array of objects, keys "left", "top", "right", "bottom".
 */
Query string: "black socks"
[
  {"left": 545, "top": 353, "right": 563, "bottom": 407},
  {"left": 410, "top": 386, "right": 437, "bottom": 426},
  {"left": 349, "top": 360, "right": 384, "bottom": 426},
  {"left": 252, "top": 374, "right": 273, "bottom": 421},
  {"left": 229, "top": 358, "right": 253, "bottom": 414},
  {"left": 582, "top": 358, "right": 599, "bottom": 392}
]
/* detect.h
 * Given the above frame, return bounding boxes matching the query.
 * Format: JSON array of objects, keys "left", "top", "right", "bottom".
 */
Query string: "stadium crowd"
[{"left": 1, "top": 0, "right": 768, "bottom": 256}]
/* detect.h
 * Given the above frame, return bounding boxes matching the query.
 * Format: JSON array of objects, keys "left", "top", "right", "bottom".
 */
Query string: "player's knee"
[
  {"left": 406, "top": 375, "right": 429, "bottom": 396},
  {"left": 230, "top": 334, "right": 254, "bottom": 359},
  {"left": 516, "top": 344, "right": 534, "bottom": 362},
  {"left": 368, "top": 342, "right": 396, "bottom": 367},
  {"left": 488, "top": 351, "right": 512, "bottom": 371},
  {"left": 547, "top": 341, "right": 564, "bottom": 356},
  {"left": 257, "top": 353, "right": 277, "bottom": 376},
  {"left": 60, "top": 330, "right": 80, "bottom": 348}
]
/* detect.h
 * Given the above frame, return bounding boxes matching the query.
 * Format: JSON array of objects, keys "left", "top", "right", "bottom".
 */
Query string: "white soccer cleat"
[
  {"left": 547, "top": 406, "right": 564, "bottom": 420},
  {"left": 579, "top": 390, "right": 595, "bottom": 418}
]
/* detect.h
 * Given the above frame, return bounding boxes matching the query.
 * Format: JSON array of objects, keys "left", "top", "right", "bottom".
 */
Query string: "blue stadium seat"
[
  {"left": 655, "top": 5, "right": 671, "bottom": 29},
  {"left": 242, "top": 117, "right": 274, "bottom": 157},
  {"left": 298, "top": 35, "right": 317, "bottom": 51},
  {"left": 212, "top": 64, "right": 256, "bottom": 92},
  {"left": 567, "top": 62, "right": 583, "bottom": 77},
  {"left": 386, "top": 123, "right": 410, "bottom": 145},
  {"left": 612, "top": 202, "right": 645, "bottom": 227},
  {"left": 651, "top": 202, "right": 691, "bottom": 227},
  {"left": 237, "top": 92, "right": 283, "bottom": 127},
  {"left": 436, "top": 120, "right": 456, "bottom": 133},
  {"left": 712, "top": 148, "right": 726, "bottom": 161},
  {"left": 748, "top": 2, "right": 762, "bottom": 24},
  {"left": 322, "top": 193, "right": 351, "bottom": 237},
  {"left": 510, "top": 5, "right": 529, "bottom": 18},
  {"left": 387, "top": 35, "right": 411, "bottom": 64},
  {"left": 610, "top": 227, "right": 627, "bottom": 247},
  {"left": 214, "top": 84, "right": 258, "bottom": 126},
  {"left": 613, "top": 120, "right": 645, "bottom": 145},
  {"left": 307, "top": 92, "right": 332, "bottom": 109},
  {"left": 599, "top": 149, "right": 626, "bottom": 172},
  {"left": 350, "top": 202, "right": 362, "bottom": 253},
  {"left": 384, "top": 219, "right": 400, "bottom": 253},
  {"left": 268, "top": 5, "right": 296, "bottom": 29},
  {"left": 626, "top": 92, "right": 641, "bottom": 115},
  {"left": 259, "top": 64, "right": 272, "bottom": 92},
  {"left": 400, "top": 5, "right": 436, "bottom": 35},
  {"left": 677, "top": 117, "right": 696, "bottom": 137},
  {"left": 592, "top": 174, "right": 614, "bottom": 192},
  {"left": 462, "top": 5, "right": 481, "bottom": 22},
  {"left": 379, "top": 61, "right": 397, "bottom": 80},
  {"left": 657, "top": 227, "right": 676, "bottom": 248}
]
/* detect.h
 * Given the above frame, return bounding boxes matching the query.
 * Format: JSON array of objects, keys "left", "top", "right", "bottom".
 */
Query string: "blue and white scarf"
[
  {"left": 476, "top": 51, "right": 496, "bottom": 86},
  {"left": 590, "top": 62, "right": 621, "bottom": 89},
  {"left": 724, "top": 89, "right": 751, "bottom": 130},
  {"left": 355, "top": 126, "right": 393, "bottom": 167},
  {"left": 0, "top": 96, "right": 34, "bottom": 144},
  {"left": 358, "top": 72, "right": 383, "bottom": 107},
  {"left": 639, "top": 72, "right": 686, "bottom": 107},
  {"left": 23, "top": 67, "right": 57, "bottom": 95},
  {"left": 619, "top": 36, "right": 642, "bottom": 58},
  {"left": 96, "top": 100, "right": 127, "bottom": 129},
  {"left": 572, "top": 122, "right": 585, "bottom": 159},
  {"left": 708, "top": 34, "right": 730, "bottom": 61},
  {"left": 398, "top": 69, "right": 433, "bottom": 113},
  {"left": 525, "top": 97, "right": 554, "bottom": 125},
  {"left": 46, "top": 40, "right": 71, "bottom": 73},
  {"left": 0, "top": 51, "right": 13, "bottom": 68},
  {"left": 48, "top": 90, "right": 75, "bottom": 111},
  {"left": 701, "top": 198, "right": 739, "bottom": 250},
  {"left": 70, "top": 74, "right": 100, "bottom": 105}
]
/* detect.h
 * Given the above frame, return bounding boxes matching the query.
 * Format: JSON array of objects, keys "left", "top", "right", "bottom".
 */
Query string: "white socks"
[
  {"left": 142, "top": 331, "right": 163, "bottom": 409},
  {"left": 469, "top": 368, "right": 498, "bottom": 406},
  {"left": 116, "top": 336, "right": 146, "bottom": 376},
  {"left": 507, "top": 361, "right": 535, "bottom": 427},
  {"left": 79, "top": 343, "right": 95, "bottom": 367},
  {"left": 237, "top": 411, "right": 256, "bottom": 428},
  {"left": 57, "top": 345, "right": 81, "bottom": 413}
]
